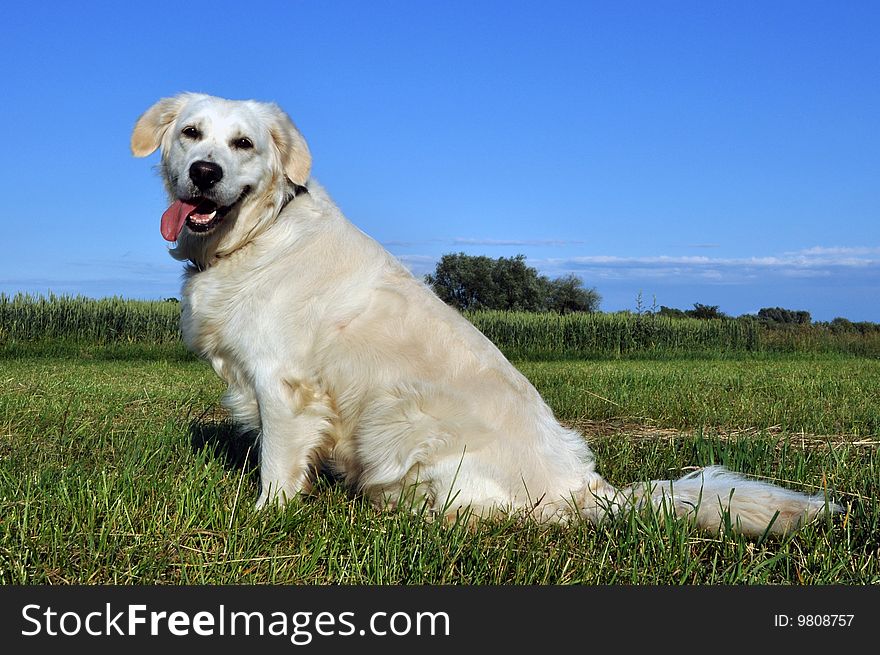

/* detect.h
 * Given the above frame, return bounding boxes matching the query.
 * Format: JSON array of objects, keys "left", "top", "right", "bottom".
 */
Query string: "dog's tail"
[{"left": 597, "top": 466, "right": 841, "bottom": 536}]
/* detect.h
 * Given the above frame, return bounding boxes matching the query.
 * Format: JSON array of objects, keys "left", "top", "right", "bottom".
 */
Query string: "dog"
[{"left": 132, "top": 93, "right": 839, "bottom": 535}]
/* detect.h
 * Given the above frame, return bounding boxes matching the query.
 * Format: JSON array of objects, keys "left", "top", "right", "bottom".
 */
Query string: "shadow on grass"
[{"left": 189, "top": 419, "right": 260, "bottom": 473}]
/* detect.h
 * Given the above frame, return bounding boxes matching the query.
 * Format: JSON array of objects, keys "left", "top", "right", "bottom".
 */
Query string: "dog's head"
[{"left": 132, "top": 93, "right": 311, "bottom": 265}]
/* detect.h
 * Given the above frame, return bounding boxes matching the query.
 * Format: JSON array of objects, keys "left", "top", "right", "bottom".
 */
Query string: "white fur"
[{"left": 132, "top": 94, "right": 840, "bottom": 535}]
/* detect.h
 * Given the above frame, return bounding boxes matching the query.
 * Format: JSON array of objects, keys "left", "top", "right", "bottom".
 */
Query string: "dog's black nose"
[{"left": 189, "top": 161, "right": 223, "bottom": 191}]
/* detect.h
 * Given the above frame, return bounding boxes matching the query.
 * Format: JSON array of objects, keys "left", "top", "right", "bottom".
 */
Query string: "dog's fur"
[{"left": 132, "top": 93, "right": 839, "bottom": 535}]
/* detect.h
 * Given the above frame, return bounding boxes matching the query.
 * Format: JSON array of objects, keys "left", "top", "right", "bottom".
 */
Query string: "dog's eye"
[
  {"left": 182, "top": 126, "right": 201, "bottom": 139},
  {"left": 233, "top": 137, "right": 254, "bottom": 150}
]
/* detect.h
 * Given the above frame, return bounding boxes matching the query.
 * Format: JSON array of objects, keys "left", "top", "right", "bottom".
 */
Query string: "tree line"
[
  {"left": 658, "top": 304, "right": 880, "bottom": 333},
  {"left": 658, "top": 304, "right": 813, "bottom": 323},
  {"left": 423, "top": 253, "right": 880, "bottom": 331}
]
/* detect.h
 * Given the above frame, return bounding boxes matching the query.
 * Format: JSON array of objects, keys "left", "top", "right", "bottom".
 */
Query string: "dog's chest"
[{"left": 180, "top": 266, "right": 265, "bottom": 362}]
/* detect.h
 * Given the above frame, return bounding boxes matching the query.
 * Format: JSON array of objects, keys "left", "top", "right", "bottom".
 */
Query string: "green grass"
[
  {"left": 1, "top": 343, "right": 876, "bottom": 584},
  {"left": 518, "top": 355, "right": 880, "bottom": 436}
]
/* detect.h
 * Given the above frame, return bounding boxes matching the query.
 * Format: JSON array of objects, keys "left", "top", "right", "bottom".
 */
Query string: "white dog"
[{"left": 132, "top": 94, "right": 838, "bottom": 534}]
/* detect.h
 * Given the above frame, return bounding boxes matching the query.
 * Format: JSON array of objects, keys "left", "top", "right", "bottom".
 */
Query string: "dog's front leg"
[{"left": 254, "top": 379, "right": 330, "bottom": 509}]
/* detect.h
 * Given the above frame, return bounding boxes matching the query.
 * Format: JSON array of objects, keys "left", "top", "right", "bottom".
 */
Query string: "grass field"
[{"left": 1, "top": 339, "right": 877, "bottom": 584}]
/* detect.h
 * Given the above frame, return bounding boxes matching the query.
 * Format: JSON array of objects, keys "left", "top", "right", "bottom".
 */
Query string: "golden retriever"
[{"left": 132, "top": 93, "right": 838, "bottom": 534}]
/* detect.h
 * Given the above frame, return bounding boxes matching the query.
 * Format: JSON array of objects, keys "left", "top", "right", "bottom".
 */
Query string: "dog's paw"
[{"left": 255, "top": 485, "right": 296, "bottom": 510}]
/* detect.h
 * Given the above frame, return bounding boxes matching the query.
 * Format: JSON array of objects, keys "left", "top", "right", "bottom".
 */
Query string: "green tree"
[
  {"left": 544, "top": 274, "right": 601, "bottom": 313},
  {"left": 424, "top": 253, "right": 537, "bottom": 311},
  {"left": 757, "top": 307, "right": 811, "bottom": 325},
  {"left": 491, "top": 254, "right": 546, "bottom": 311},
  {"left": 425, "top": 253, "right": 600, "bottom": 313},
  {"left": 829, "top": 317, "right": 855, "bottom": 334},
  {"left": 659, "top": 306, "right": 689, "bottom": 319},
  {"left": 688, "top": 303, "right": 727, "bottom": 320}
]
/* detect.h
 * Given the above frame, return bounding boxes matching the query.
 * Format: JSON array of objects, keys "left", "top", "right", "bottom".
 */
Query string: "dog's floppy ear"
[
  {"left": 131, "top": 95, "right": 192, "bottom": 157},
  {"left": 267, "top": 105, "right": 312, "bottom": 186}
]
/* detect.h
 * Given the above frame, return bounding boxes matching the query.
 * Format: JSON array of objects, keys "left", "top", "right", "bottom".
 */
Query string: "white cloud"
[
  {"left": 547, "top": 248, "right": 877, "bottom": 270},
  {"left": 390, "top": 244, "right": 880, "bottom": 284},
  {"left": 779, "top": 269, "right": 832, "bottom": 279},
  {"left": 525, "top": 245, "right": 880, "bottom": 286},
  {"left": 452, "top": 238, "right": 585, "bottom": 247},
  {"left": 790, "top": 246, "right": 880, "bottom": 257}
]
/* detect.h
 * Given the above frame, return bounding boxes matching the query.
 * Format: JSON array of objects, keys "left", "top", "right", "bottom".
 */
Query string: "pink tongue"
[{"left": 160, "top": 200, "right": 197, "bottom": 242}]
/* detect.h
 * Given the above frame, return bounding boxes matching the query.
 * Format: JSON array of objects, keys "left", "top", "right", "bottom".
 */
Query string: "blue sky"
[{"left": 2, "top": 1, "right": 878, "bottom": 321}]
